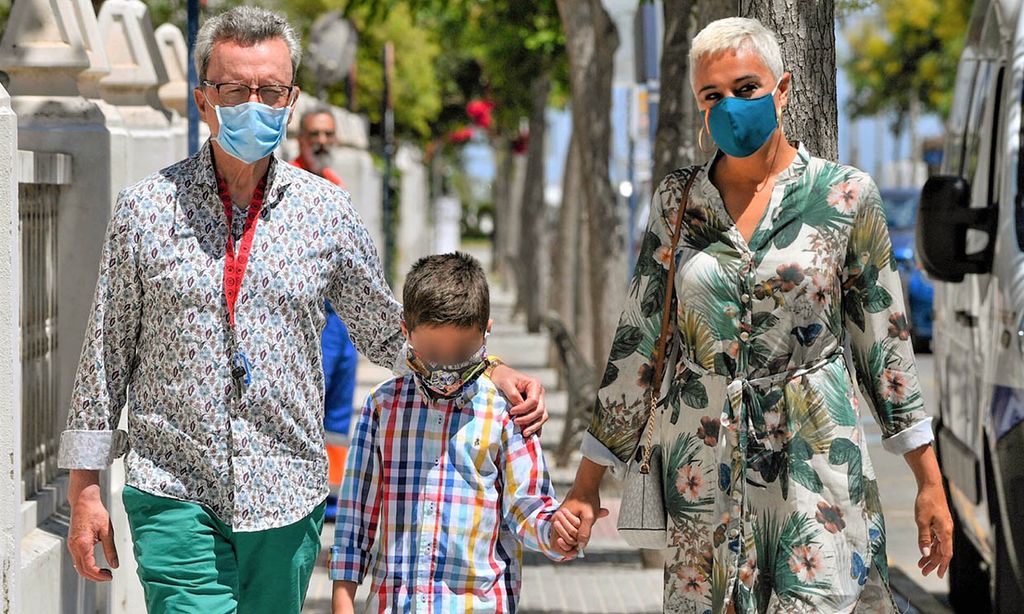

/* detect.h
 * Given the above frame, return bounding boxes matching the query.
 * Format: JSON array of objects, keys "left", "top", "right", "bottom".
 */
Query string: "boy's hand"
[
  {"left": 552, "top": 506, "right": 582, "bottom": 556},
  {"left": 332, "top": 581, "right": 358, "bottom": 614}
]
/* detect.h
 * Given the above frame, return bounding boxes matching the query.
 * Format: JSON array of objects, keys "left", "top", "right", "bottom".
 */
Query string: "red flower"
[
  {"left": 448, "top": 126, "right": 474, "bottom": 144},
  {"left": 466, "top": 99, "right": 495, "bottom": 129}
]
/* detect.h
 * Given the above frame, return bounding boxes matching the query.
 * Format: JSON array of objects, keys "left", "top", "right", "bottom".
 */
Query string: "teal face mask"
[
  {"left": 214, "top": 102, "right": 291, "bottom": 164},
  {"left": 706, "top": 78, "right": 781, "bottom": 158}
]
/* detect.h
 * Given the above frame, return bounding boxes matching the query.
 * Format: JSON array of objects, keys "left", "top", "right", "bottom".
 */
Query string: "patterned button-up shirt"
[
  {"left": 329, "top": 374, "right": 567, "bottom": 612},
  {"left": 58, "top": 142, "right": 406, "bottom": 531}
]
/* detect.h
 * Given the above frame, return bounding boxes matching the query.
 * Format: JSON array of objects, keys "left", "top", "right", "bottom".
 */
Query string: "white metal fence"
[{"left": 19, "top": 182, "right": 60, "bottom": 500}]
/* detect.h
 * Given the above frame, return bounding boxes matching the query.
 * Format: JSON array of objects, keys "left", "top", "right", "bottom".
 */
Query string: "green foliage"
[
  {"left": 336, "top": 3, "right": 442, "bottom": 139},
  {"left": 141, "top": 0, "right": 567, "bottom": 143},
  {"left": 843, "top": 0, "right": 972, "bottom": 123},
  {"left": 345, "top": 0, "right": 566, "bottom": 140}
]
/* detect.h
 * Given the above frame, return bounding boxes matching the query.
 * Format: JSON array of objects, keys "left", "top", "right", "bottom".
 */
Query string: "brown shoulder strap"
[{"left": 650, "top": 168, "right": 698, "bottom": 395}]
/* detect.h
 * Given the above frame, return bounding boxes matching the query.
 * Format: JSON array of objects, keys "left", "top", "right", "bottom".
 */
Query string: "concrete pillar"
[
  {"left": 330, "top": 112, "right": 383, "bottom": 255},
  {"left": 0, "top": 1, "right": 109, "bottom": 610},
  {"left": 97, "top": 0, "right": 176, "bottom": 184},
  {"left": 395, "top": 144, "right": 432, "bottom": 280},
  {"left": 154, "top": 23, "right": 189, "bottom": 160},
  {"left": 69, "top": 0, "right": 129, "bottom": 214},
  {"left": 0, "top": 82, "right": 22, "bottom": 614},
  {"left": 435, "top": 195, "right": 462, "bottom": 255}
]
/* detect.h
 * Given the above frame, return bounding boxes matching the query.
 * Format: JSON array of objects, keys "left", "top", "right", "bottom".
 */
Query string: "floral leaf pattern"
[{"left": 587, "top": 145, "right": 927, "bottom": 612}]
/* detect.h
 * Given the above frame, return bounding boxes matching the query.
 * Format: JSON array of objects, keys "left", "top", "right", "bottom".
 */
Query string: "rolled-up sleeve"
[
  {"left": 58, "top": 191, "right": 142, "bottom": 469},
  {"left": 842, "top": 173, "right": 934, "bottom": 455}
]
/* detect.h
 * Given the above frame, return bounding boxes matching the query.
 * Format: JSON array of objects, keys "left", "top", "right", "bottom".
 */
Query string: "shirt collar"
[
  {"left": 409, "top": 373, "right": 479, "bottom": 409},
  {"left": 698, "top": 140, "right": 811, "bottom": 199},
  {"left": 191, "top": 139, "right": 293, "bottom": 212}
]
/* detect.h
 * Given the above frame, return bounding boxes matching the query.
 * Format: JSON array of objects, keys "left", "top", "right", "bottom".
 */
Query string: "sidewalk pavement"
[{"left": 302, "top": 243, "right": 946, "bottom": 613}]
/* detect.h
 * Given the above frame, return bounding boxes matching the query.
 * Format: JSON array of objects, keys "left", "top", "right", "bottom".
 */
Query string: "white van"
[{"left": 917, "top": 0, "right": 1024, "bottom": 610}]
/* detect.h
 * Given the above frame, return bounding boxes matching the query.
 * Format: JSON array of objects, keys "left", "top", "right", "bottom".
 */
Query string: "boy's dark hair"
[{"left": 403, "top": 252, "right": 490, "bottom": 331}]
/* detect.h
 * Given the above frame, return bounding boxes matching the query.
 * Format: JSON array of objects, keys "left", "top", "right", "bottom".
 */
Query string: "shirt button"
[
  {"left": 740, "top": 293, "right": 750, "bottom": 304},
  {"left": 739, "top": 331, "right": 750, "bottom": 342}
]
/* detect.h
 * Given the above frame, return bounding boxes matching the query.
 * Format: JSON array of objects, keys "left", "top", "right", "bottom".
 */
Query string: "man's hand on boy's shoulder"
[{"left": 489, "top": 363, "right": 548, "bottom": 437}]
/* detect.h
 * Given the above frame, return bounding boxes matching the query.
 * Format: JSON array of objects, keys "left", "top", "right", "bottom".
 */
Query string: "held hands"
[{"left": 551, "top": 485, "right": 610, "bottom": 557}]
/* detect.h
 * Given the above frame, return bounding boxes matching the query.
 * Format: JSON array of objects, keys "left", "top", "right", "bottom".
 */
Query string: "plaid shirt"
[{"left": 329, "top": 373, "right": 567, "bottom": 612}]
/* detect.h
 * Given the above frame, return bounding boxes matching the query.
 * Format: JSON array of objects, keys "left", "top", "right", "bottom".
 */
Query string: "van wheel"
[
  {"left": 995, "top": 517, "right": 1024, "bottom": 613},
  {"left": 947, "top": 490, "right": 991, "bottom": 612}
]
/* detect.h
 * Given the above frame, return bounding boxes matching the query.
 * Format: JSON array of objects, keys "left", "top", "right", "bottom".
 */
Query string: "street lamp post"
[
  {"left": 381, "top": 42, "right": 395, "bottom": 286},
  {"left": 187, "top": 0, "right": 200, "bottom": 155}
]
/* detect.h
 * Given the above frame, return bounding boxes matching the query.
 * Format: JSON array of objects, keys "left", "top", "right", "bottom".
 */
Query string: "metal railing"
[{"left": 20, "top": 182, "right": 60, "bottom": 500}]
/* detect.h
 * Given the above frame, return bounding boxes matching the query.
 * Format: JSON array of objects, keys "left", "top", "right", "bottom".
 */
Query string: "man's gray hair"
[
  {"left": 195, "top": 6, "right": 302, "bottom": 82},
  {"left": 300, "top": 105, "right": 336, "bottom": 134}
]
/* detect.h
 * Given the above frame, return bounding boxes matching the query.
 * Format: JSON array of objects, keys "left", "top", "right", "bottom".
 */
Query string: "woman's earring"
[{"left": 698, "top": 112, "right": 713, "bottom": 153}]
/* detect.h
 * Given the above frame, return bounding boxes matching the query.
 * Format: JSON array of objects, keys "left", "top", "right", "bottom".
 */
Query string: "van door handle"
[{"left": 955, "top": 310, "right": 978, "bottom": 327}]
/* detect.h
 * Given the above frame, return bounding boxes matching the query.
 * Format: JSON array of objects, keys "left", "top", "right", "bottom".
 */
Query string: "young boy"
[{"left": 330, "top": 253, "right": 577, "bottom": 613}]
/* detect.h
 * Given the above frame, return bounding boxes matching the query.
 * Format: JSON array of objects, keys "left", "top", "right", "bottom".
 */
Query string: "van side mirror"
[{"left": 916, "top": 175, "right": 996, "bottom": 282}]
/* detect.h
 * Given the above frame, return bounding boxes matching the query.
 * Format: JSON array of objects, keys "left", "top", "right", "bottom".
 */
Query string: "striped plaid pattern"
[{"left": 330, "top": 373, "right": 566, "bottom": 612}]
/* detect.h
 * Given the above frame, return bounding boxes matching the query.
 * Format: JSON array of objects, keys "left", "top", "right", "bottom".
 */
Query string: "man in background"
[{"left": 292, "top": 107, "right": 358, "bottom": 521}]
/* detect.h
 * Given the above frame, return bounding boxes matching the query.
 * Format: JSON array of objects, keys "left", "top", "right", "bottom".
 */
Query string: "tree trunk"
[
  {"left": 549, "top": 129, "right": 582, "bottom": 329},
  {"left": 696, "top": 0, "right": 739, "bottom": 29},
  {"left": 491, "top": 141, "right": 512, "bottom": 282},
  {"left": 653, "top": 0, "right": 698, "bottom": 186},
  {"left": 518, "top": 75, "right": 551, "bottom": 333},
  {"left": 740, "top": 0, "right": 838, "bottom": 160},
  {"left": 556, "top": 0, "right": 622, "bottom": 368},
  {"left": 505, "top": 150, "right": 527, "bottom": 311},
  {"left": 654, "top": 0, "right": 741, "bottom": 185}
]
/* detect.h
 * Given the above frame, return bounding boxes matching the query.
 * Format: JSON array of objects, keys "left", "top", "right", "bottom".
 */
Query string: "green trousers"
[{"left": 122, "top": 485, "right": 326, "bottom": 614}]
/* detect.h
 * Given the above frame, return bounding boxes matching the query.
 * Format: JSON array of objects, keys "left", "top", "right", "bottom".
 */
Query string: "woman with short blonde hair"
[{"left": 560, "top": 17, "right": 953, "bottom": 613}]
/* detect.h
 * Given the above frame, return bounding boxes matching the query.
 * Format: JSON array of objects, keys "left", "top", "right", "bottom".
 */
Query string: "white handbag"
[{"left": 616, "top": 169, "right": 697, "bottom": 549}]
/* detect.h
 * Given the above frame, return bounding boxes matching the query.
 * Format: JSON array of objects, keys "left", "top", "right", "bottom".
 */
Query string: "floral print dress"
[{"left": 582, "top": 144, "right": 933, "bottom": 613}]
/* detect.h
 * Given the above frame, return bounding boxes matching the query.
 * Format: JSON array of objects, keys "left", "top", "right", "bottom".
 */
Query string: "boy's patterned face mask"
[{"left": 407, "top": 341, "right": 489, "bottom": 399}]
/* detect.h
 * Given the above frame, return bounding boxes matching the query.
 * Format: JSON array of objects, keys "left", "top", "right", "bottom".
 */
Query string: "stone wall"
[{"left": 0, "top": 2, "right": 434, "bottom": 613}]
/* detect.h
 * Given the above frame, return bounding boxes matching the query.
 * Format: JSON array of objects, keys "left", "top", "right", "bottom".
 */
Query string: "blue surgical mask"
[
  {"left": 214, "top": 102, "right": 291, "bottom": 164},
  {"left": 706, "top": 78, "right": 782, "bottom": 158}
]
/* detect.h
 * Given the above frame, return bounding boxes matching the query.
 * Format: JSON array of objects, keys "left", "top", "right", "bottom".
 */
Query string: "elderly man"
[
  {"left": 58, "top": 7, "right": 546, "bottom": 613},
  {"left": 292, "top": 106, "right": 346, "bottom": 187}
]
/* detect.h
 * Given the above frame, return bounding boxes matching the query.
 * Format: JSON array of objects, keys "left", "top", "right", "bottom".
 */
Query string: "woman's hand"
[
  {"left": 914, "top": 482, "right": 953, "bottom": 577},
  {"left": 490, "top": 364, "right": 548, "bottom": 437},
  {"left": 904, "top": 444, "right": 953, "bottom": 578},
  {"left": 560, "top": 458, "right": 611, "bottom": 549}
]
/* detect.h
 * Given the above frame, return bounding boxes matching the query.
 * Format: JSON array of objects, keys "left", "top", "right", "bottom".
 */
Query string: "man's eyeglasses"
[
  {"left": 304, "top": 130, "right": 336, "bottom": 139},
  {"left": 202, "top": 81, "right": 295, "bottom": 108}
]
